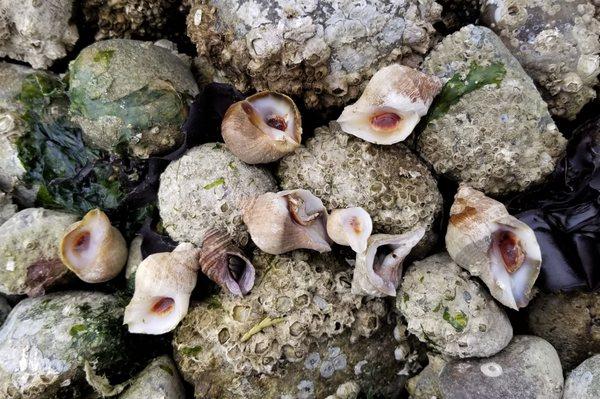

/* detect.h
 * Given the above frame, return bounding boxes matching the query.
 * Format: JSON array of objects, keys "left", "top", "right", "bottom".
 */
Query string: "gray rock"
[
  {"left": 68, "top": 39, "right": 199, "bottom": 158},
  {"left": 187, "top": 0, "right": 442, "bottom": 109},
  {"left": 0, "top": 291, "right": 130, "bottom": 399},
  {"left": 0, "top": 297, "right": 9, "bottom": 327},
  {"left": 0, "top": 208, "right": 78, "bottom": 296},
  {"left": 0, "top": 192, "right": 16, "bottom": 225},
  {"left": 417, "top": 25, "right": 567, "bottom": 195},
  {"left": 0, "top": 0, "right": 78, "bottom": 68},
  {"left": 438, "top": 336, "right": 563, "bottom": 399},
  {"left": 563, "top": 355, "right": 600, "bottom": 399},
  {"left": 527, "top": 291, "right": 600, "bottom": 370},
  {"left": 119, "top": 356, "right": 185, "bottom": 399},
  {"left": 481, "top": 0, "right": 600, "bottom": 120},
  {"left": 397, "top": 253, "right": 513, "bottom": 358}
]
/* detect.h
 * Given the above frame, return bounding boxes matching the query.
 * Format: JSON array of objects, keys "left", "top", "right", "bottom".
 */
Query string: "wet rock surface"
[
  {"left": 119, "top": 355, "right": 185, "bottom": 399},
  {"left": 563, "top": 354, "right": 600, "bottom": 399}
]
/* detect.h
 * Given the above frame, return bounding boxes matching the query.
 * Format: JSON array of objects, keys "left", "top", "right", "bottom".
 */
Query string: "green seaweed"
[
  {"left": 69, "top": 324, "right": 87, "bottom": 337},
  {"left": 93, "top": 50, "right": 115, "bottom": 66},
  {"left": 158, "top": 364, "right": 173, "bottom": 376},
  {"left": 203, "top": 177, "right": 225, "bottom": 190},
  {"left": 426, "top": 62, "right": 506, "bottom": 123},
  {"left": 180, "top": 346, "right": 203, "bottom": 356},
  {"left": 442, "top": 307, "right": 468, "bottom": 332}
]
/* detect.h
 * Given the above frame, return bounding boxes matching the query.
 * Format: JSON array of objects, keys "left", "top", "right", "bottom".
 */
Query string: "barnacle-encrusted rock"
[
  {"left": 173, "top": 251, "right": 406, "bottom": 398},
  {"left": 0, "top": 291, "right": 129, "bottom": 399},
  {"left": 68, "top": 39, "right": 199, "bottom": 158},
  {"left": 0, "top": 192, "right": 16, "bottom": 225},
  {"left": 417, "top": 25, "right": 567, "bottom": 195},
  {"left": 187, "top": 0, "right": 442, "bottom": 109},
  {"left": 0, "top": 208, "right": 78, "bottom": 296},
  {"left": 397, "top": 253, "right": 513, "bottom": 358},
  {"left": 0, "top": 0, "right": 78, "bottom": 68},
  {"left": 119, "top": 356, "right": 185, "bottom": 399},
  {"left": 563, "top": 355, "right": 600, "bottom": 399},
  {"left": 0, "top": 297, "right": 9, "bottom": 327},
  {"left": 159, "top": 144, "right": 276, "bottom": 247},
  {"left": 527, "top": 291, "right": 600, "bottom": 370},
  {"left": 277, "top": 123, "right": 442, "bottom": 253},
  {"left": 408, "top": 336, "right": 564, "bottom": 399},
  {"left": 481, "top": 0, "right": 600, "bottom": 120},
  {"left": 82, "top": 0, "right": 180, "bottom": 41}
]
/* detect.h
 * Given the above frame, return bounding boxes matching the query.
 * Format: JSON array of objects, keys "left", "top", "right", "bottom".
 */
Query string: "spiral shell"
[
  {"left": 445, "top": 185, "right": 541, "bottom": 309},
  {"left": 326, "top": 207, "right": 373, "bottom": 253},
  {"left": 199, "top": 230, "right": 255, "bottom": 297}
]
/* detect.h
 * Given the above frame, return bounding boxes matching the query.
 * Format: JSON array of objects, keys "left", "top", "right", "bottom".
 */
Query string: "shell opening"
[
  {"left": 227, "top": 254, "right": 247, "bottom": 283},
  {"left": 74, "top": 231, "right": 91, "bottom": 252},
  {"left": 493, "top": 230, "right": 525, "bottom": 273},
  {"left": 244, "top": 93, "right": 298, "bottom": 143},
  {"left": 151, "top": 297, "right": 175, "bottom": 315},
  {"left": 287, "top": 194, "right": 320, "bottom": 226},
  {"left": 370, "top": 112, "right": 402, "bottom": 132},
  {"left": 266, "top": 115, "right": 288, "bottom": 131},
  {"left": 326, "top": 207, "right": 372, "bottom": 253},
  {"left": 372, "top": 245, "right": 403, "bottom": 288},
  {"left": 61, "top": 210, "right": 111, "bottom": 271}
]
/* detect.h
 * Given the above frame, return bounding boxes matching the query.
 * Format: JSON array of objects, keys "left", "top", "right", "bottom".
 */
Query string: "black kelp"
[{"left": 510, "top": 117, "right": 600, "bottom": 292}]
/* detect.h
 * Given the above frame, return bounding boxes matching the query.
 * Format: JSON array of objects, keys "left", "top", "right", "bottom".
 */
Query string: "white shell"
[
  {"left": 326, "top": 207, "right": 372, "bottom": 253},
  {"left": 124, "top": 243, "right": 200, "bottom": 335},
  {"left": 352, "top": 227, "right": 425, "bottom": 297},
  {"left": 445, "top": 185, "right": 542, "bottom": 310},
  {"left": 337, "top": 64, "right": 441, "bottom": 145}
]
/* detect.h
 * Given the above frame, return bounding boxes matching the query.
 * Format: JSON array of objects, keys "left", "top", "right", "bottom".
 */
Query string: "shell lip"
[
  {"left": 337, "top": 106, "right": 421, "bottom": 145},
  {"left": 124, "top": 293, "right": 190, "bottom": 335},
  {"left": 282, "top": 189, "right": 332, "bottom": 252},
  {"left": 244, "top": 91, "right": 302, "bottom": 145},
  {"left": 223, "top": 250, "right": 256, "bottom": 296}
]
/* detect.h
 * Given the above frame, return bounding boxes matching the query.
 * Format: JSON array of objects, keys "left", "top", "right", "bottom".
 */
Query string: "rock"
[
  {"left": 527, "top": 291, "right": 600, "bottom": 370},
  {"left": 563, "top": 354, "right": 600, "bottom": 399},
  {"left": 0, "top": 291, "right": 130, "bottom": 399},
  {"left": 68, "top": 39, "right": 199, "bottom": 158},
  {"left": 187, "top": 0, "right": 442, "bottom": 109},
  {"left": 397, "top": 253, "right": 513, "bottom": 358},
  {"left": 408, "top": 336, "right": 564, "bottom": 398},
  {"left": 481, "top": 0, "right": 600, "bottom": 120},
  {"left": 158, "top": 143, "right": 277, "bottom": 247},
  {"left": 0, "top": 0, "right": 78, "bottom": 68},
  {"left": 277, "top": 122, "right": 442, "bottom": 254},
  {"left": 0, "top": 297, "right": 9, "bottom": 327},
  {"left": 0, "top": 192, "right": 16, "bottom": 225},
  {"left": 417, "top": 25, "right": 567, "bottom": 195},
  {"left": 0, "top": 208, "right": 78, "bottom": 296},
  {"left": 119, "top": 356, "right": 185, "bottom": 399},
  {"left": 125, "top": 235, "right": 143, "bottom": 287},
  {"left": 405, "top": 354, "right": 446, "bottom": 399},
  {"left": 173, "top": 251, "right": 406, "bottom": 398}
]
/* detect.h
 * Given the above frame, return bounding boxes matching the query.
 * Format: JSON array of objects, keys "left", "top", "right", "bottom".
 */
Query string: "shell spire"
[
  {"left": 445, "top": 184, "right": 542, "bottom": 309},
  {"left": 199, "top": 230, "right": 255, "bottom": 296},
  {"left": 124, "top": 243, "right": 201, "bottom": 335},
  {"left": 352, "top": 227, "right": 426, "bottom": 297},
  {"left": 337, "top": 64, "right": 441, "bottom": 145}
]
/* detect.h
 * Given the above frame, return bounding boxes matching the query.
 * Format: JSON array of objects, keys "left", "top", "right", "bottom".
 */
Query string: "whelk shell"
[{"left": 326, "top": 207, "right": 373, "bottom": 253}]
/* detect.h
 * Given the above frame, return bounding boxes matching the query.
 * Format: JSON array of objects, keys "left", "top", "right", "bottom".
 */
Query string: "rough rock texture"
[
  {"left": 405, "top": 354, "right": 446, "bottom": 399},
  {"left": 82, "top": 0, "right": 179, "bottom": 41},
  {"left": 119, "top": 356, "right": 185, "bottom": 399},
  {"left": 0, "top": 292, "right": 129, "bottom": 399},
  {"left": 0, "top": 63, "right": 38, "bottom": 205},
  {"left": 437, "top": 0, "right": 481, "bottom": 30},
  {"left": 68, "top": 39, "right": 199, "bottom": 158},
  {"left": 408, "top": 336, "right": 564, "bottom": 399},
  {"left": 0, "top": 208, "right": 78, "bottom": 296},
  {"left": 417, "top": 25, "right": 567, "bottom": 195},
  {"left": 397, "top": 253, "right": 513, "bottom": 358},
  {"left": 481, "top": 0, "right": 600, "bottom": 120},
  {"left": 0, "top": 297, "right": 9, "bottom": 327},
  {"left": 125, "top": 235, "right": 143, "bottom": 283},
  {"left": 173, "top": 251, "right": 406, "bottom": 398},
  {"left": 159, "top": 143, "right": 277, "bottom": 247},
  {"left": 0, "top": 0, "right": 78, "bottom": 68},
  {"left": 563, "top": 354, "right": 600, "bottom": 399},
  {"left": 187, "top": 0, "right": 442, "bottom": 109},
  {"left": 0, "top": 192, "right": 16, "bottom": 225},
  {"left": 527, "top": 291, "right": 600, "bottom": 370},
  {"left": 277, "top": 123, "right": 442, "bottom": 254}
]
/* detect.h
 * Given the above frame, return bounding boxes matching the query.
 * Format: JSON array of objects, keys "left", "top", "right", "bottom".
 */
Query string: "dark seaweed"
[{"left": 509, "top": 117, "right": 600, "bottom": 292}]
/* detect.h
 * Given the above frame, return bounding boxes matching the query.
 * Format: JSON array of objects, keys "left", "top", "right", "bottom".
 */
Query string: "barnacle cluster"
[
  {"left": 173, "top": 251, "right": 403, "bottom": 398},
  {"left": 187, "top": 0, "right": 443, "bottom": 109},
  {"left": 158, "top": 143, "right": 277, "bottom": 247},
  {"left": 278, "top": 122, "right": 442, "bottom": 252},
  {"left": 417, "top": 25, "right": 567, "bottom": 195}
]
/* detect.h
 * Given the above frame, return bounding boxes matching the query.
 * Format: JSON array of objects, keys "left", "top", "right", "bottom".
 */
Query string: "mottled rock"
[
  {"left": 527, "top": 291, "right": 600, "bottom": 370},
  {"left": 158, "top": 143, "right": 277, "bottom": 247},
  {"left": 481, "top": 0, "right": 600, "bottom": 120},
  {"left": 0, "top": 292, "right": 129, "bottom": 399},
  {"left": 0, "top": 192, "right": 16, "bottom": 225},
  {"left": 0, "top": 0, "right": 78, "bottom": 68},
  {"left": 119, "top": 356, "right": 185, "bottom": 399},
  {"left": 174, "top": 251, "right": 405, "bottom": 398},
  {"left": 68, "top": 39, "right": 199, "bottom": 158},
  {"left": 405, "top": 354, "right": 446, "bottom": 399},
  {"left": 408, "top": 336, "right": 563, "bottom": 398},
  {"left": 277, "top": 123, "right": 442, "bottom": 254},
  {"left": 397, "top": 253, "right": 513, "bottom": 358},
  {"left": 0, "top": 208, "right": 78, "bottom": 296},
  {"left": 187, "top": 0, "right": 442, "bottom": 109},
  {"left": 417, "top": 25, "right": 567, "bottom": 195},
  {"left": 563, "top": 355, "right": 600, "bottom": 399}
]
